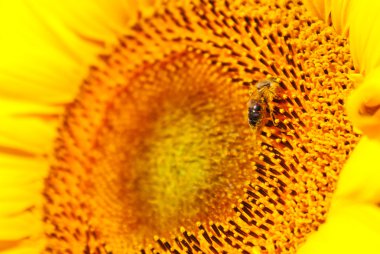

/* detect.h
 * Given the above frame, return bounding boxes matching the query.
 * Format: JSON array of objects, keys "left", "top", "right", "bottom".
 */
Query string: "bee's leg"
[
  {"left": 270, "top": 112, "right": 277, "bottom": 126},
  {"left": 267, "top": 103, "right": 278, "bottom": 126}
]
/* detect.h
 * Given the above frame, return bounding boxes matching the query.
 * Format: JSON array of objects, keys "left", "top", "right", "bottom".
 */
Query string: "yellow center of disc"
[{"left": 90, "top": 54, "right": 255, "bottom": 247}]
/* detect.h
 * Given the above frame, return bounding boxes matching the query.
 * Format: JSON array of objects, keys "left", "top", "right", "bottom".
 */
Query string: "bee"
[
  {"left": 247, "top": 99, "right": 266, "bottom": 128},
  {"left": 247, "top": 78, "right": 279, "bottom": 129}
]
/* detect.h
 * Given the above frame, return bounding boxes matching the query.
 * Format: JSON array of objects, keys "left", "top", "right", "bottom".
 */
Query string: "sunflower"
[{"left": 0, "top": 0, "right": 376, "bottom": 253}]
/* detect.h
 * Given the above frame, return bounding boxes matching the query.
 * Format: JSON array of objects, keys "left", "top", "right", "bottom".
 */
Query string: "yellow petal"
[
  {"left": 0, "top": 1, "right": 83, "bottom": 103},
  {"left": 0, "top": 239, "right": 44, "bottom": 254},
  {"left": 0, "top": 154, "right": 48, "bottom": 214},
  {"left": 330, "top": 0, "right": 351, "bottom": 35},
  {"left": 346, "top": 68, "right": 380, "bottom": 139},
  {"left": 302, "top": 0, "right": 327, "bottom": 21},
  {"left": 332, "top": 136, "right": 380, "bottom": 204},
  {"left": 0, "top": 117, "right": 56, "bottom": 156},
  {"left": 0, "top": 213, "right": 43, "bottom": 240},
  {"left": 298, "top": 200, "right": 380, "bottom": 254},
  {"left": 0, "top": 55, "right": 81, "bottom": 104},
  {"left": 303, "top": 0, "right": 351, "bottom": 35},
  {"left": 348, "top": 0, "right": 380, "bottom": 75},
  {"left": 0, "top": 99, "right": 63, "bottom": 116},
  {"left": 0, "top": 155, "right": 46, "bottom": 252},
  {"left": 0, "top": 1, "right": 158, "bottom": 104},
  {"left": 0, "top": 194, "right": 40, "bottom": 217},
  {"left": 0, "top": 97, "right": 63, "bottom": 156},
  {"left": 0, "top": 240, "right": 22, "bottom": 252},
  {"left": 27, "top": 0, "right": 158, "bottom": 46}
]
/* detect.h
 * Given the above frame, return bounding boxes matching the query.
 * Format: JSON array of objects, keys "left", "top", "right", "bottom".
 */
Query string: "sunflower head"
[{"left": 26, "top": 0, "right": 359, "bottom": 253}]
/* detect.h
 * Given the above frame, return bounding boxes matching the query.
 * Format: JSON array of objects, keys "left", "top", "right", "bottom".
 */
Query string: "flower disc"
[{"left": 43, "top": 0, "right": 360, "bottom": 253}]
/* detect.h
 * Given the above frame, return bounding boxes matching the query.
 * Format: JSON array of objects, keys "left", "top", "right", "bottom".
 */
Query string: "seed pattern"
[{"left": 43, "top": 0, "right": 359, "bottom": 253}]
